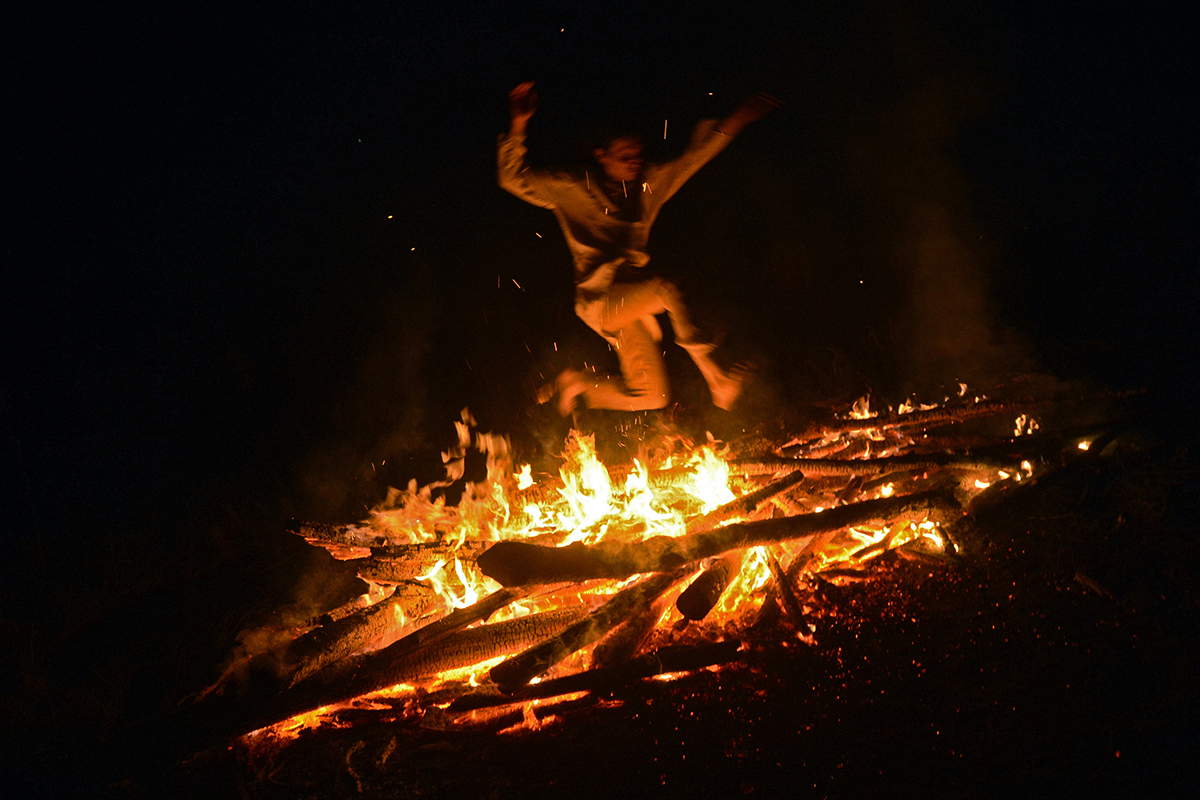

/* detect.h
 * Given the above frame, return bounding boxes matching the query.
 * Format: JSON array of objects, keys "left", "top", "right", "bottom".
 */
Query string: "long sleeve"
[
  {"left": 642, "top": 120, "right": 735, "bottom": 214},
  {"left": 497, "top": 133, "right": 559, "bottom": 209}
]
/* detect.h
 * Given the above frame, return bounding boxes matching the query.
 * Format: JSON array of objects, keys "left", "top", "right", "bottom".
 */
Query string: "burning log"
[
  {"left": 331, "top": 606, "right": 587, "bottom": 699},
  {"left": 284, "top": 582, "right": 434, "bottom": 686},
  {"left": 354, "top": 542, "right": 489, "bottom": 583},
  {"left": 783, "top": 399, "right": 1050, "bottom": 445},
  {"left": 368, "top": 586, "right": 533, "bottom": 664},
  {"left": 675, "top": 552, "right": 745, "bottom": 621},
  {"left": 287, "top": 520, "right": 389, "bottom": 553},
  {"left": 490, "top": 568, "right": 696, "bottom": 693},
  {"left": 767, "top": 552, "right": 805, "bottom": 626},
  {"left": 477, "top": 489, "right": 960, "bottom": 587},
  {"left": 304, "top": 585, "right": 395, "bottom": 627},
  {"left": 591, "top": 594, "right": 671, "bottom": 668},
  {"left": 235, "top": 607, "right": 588, "bottom": 740},
  {"left": 734, "top": 452, "right": 1020, "bottom": 479},
  {"left": 452, "top": 640, "right": 744, "bottom": 712},
  {"left": 687, "top": 468, "right": 806, "bottom": 533}
]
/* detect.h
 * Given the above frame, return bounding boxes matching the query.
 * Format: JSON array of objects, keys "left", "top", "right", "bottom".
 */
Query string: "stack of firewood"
[{"left": 197, "top": 393, "right": 1118, "bottom": 744}]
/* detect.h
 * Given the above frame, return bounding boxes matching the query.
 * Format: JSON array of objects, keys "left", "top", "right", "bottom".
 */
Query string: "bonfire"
[{"left": 186, "top": 387, "right": 1114, "bottom": 756}]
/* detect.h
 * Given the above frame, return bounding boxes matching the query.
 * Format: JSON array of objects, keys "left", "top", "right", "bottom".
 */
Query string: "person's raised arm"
[
  {"left": 508, "top": 81, "right": 537, "bottom": 137},
  {"left": 715, "top": 92, "right": 783, "bottom": 137},
  {"left": 646, "top": 92, "right": 783, "bottom": 204},
  {"left": 498, "top": 81, "right": 557, "bottom": 209}
]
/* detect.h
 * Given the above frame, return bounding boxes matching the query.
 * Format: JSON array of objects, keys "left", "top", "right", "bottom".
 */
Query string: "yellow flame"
[
  {"left": 849, "top": 394, "right": 874, "bottom": 419},
  {"left": 516, "top": 464, "right": 534, "bottom": 489}
]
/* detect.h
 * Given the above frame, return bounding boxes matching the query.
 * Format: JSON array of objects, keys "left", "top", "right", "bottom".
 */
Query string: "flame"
[
  {"left": 516, "top": 464, "right": 534, "bottom": 489},
  {"left": 849, "top": 394, "right": 874, "bottom": 419}
]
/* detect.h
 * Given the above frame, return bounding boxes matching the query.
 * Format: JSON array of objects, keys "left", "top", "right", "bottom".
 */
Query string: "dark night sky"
[
  {"left": 5, "top": 0, "right": 1196, "bottom": 524},
  {"left": 1, "top": 0, "right": 1196, "bottom": 708}
]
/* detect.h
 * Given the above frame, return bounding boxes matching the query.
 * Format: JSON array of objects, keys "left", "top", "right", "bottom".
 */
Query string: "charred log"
[
  {"left": 768, "top": 552, "right": 805, "bottom": 626},
  {"left": 283, "top": 582, "right": 434, "bottom": 687},
  {"left": 735, "top": 452, "right": 1020, "bottom": 479},
  {"left": 675, "top": 551, "right": 745, "bottom": 621},
  {"left": 364, "top": 586, "right": 533, "bottom": 666},
  {"left": 782, "top": 399, "right": 1050, "bottom": 445},
  {"left": 591, "top": 594, "right": 672, "bottom": 669},
  {"left": 490, "top": 568, "right": 695, "bottom": 692},
  {"left": 477, "top": 489, "right": 960, "bottom": 586},
  {"left": 232, "top": 607, "right": 587, "bottom": 741},
  {"left": 687, "top": 468, "right": 806, "bottom": 533},
  {"left": 287, "top": 520, "right": 389, "bottom": 551},
  {"left": 304, "top": 586, "right": 395, "bottom": 628},
  {"left": 452, "top": 640, "right": 744, "bottom": 712},
  {"left": 354, "top": 542, "right": 488, "bottom": 584}
]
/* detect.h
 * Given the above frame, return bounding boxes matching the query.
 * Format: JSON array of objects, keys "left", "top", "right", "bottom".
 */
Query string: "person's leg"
[
  {"left": 600, "top": 278, "right": 743, "bottom": 409},
  {"left": 598, "top": 277, "right": 702, "bottom": 345},
  {"left": 579, "top": 318, "right": 670, "bottom": 411}
]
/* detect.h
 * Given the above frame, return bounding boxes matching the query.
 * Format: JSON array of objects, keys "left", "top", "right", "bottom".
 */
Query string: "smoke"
[
  {"left": 830, "top": 13, "right": 1026, "bottom": 394},
  {"left": 726, "top": 3, "right": 1034, "bottom": 403},
  {"left": 845, "top": 75, "right": 1026, "bottom": 392}
]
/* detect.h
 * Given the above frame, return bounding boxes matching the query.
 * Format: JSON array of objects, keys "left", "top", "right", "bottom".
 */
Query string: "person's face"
[{"left": 594, "top": 137, "right": 644, "bottom": 183}]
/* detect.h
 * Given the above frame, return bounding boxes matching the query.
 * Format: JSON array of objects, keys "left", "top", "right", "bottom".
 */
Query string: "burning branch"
[
  {"left": 238, "top": 607, "right": 589, "bottom": 740},
  {"left": 490, "top": 568, "right": 696, "bottom": 693},
  {"left": 284, "top": 583, "right": 435, "bottom": 686},
  {"left": 783, "top": 398, "right": 1051, "bottom": 445},
  {"left": 476, "top": 489, "right": 960, "bottom": 586}
]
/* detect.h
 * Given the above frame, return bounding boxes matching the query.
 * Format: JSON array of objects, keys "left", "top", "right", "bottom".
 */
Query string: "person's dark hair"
[{"left": 589, "top": 126, "right": 644, "bottom": 155}]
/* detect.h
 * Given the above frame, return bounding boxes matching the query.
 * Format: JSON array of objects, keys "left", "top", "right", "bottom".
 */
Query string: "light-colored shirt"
[{"left": 498, "top": 121, "right": 734, "bottom": 334}]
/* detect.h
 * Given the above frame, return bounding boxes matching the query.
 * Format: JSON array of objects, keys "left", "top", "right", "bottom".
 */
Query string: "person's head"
[{"left": 592, "top": 131, "right": 644, "bottom": 183}]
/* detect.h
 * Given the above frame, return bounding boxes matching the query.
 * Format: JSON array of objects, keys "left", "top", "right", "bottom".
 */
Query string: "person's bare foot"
[
  {"left": 711, "top": 362, "right": 753, "bottom": 411},
  {"left": 538, "top": 369, "right": 586, "bottom": 416}
]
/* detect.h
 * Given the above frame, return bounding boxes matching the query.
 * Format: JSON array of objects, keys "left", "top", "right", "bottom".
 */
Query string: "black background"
[{"left": 3, "top": 1, "right": 1196, "bottom": 795}]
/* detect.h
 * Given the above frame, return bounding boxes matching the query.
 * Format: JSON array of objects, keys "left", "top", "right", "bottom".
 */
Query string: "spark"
[
  {"left": 622, "top": 181, "right": 627, "bottom": 198},
  {"left": 513, "top": 278, "right": 523, "bottom": 290},
  {"left": 535, "top": 232, "right": 542, "bottom": 238},
  {"left": 585, "top": 170, "right": 590, "bottom": 189},
  {"left": 387, "top": 215, "right": 393, "bottom": 219},
  {"left": 663, "top": 119, "right": 668, "bottom": 139}
]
